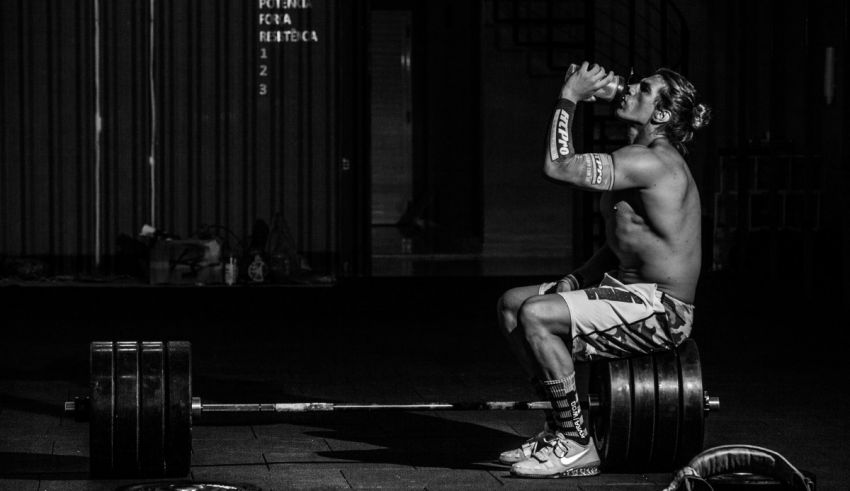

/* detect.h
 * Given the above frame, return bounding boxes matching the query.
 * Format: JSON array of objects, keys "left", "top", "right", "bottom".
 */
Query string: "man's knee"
[
  {"left": 518, "top": 297, "right": 548, "bottom": 331},
  {"left": 497, "top": 287, "right": 526, "bottom": 334},
  {"left": 518, "top": 296, "right": 571, "bottom": 340}
]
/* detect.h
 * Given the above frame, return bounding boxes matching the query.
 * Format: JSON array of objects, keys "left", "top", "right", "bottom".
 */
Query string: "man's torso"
[{"left": 600, "top": 142, "right": 701, "bottom": 302}]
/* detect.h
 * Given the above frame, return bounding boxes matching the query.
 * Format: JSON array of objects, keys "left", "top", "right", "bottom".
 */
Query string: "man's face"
[{"left": 616, "top": 74, "right": 667, "bottom": 125}]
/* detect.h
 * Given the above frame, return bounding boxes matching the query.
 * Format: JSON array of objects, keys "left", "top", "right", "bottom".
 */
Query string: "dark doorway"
[
  {"left": 368, "top": 0, "right": 484, "bottom": 276},
  {"left": 369, "top": 6, "right": 415, "bottom": 271}
]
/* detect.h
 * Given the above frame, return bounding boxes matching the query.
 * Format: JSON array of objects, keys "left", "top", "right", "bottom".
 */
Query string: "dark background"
[
  {"left": 1, "top": 1, "right": 848, "bottom": 487},
  {"left": 2, "top": 0, "right": 848, "bottom": 397},
  {"left": 2, "top": 0, "right": 847, "bottom": 287},
  {"left": 1, "top": 1, "right": 848, "bottom": 366}
]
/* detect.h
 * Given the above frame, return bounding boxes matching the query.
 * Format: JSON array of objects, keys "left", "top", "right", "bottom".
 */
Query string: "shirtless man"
[{"left": 496, "top": 62, "right": 711, "bottom": 478}]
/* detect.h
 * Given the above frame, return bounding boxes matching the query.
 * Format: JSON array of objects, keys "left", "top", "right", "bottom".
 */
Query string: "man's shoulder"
[
  {"left": 639, "top": 143, "right": 690, "bottom": 181},
  {"left": 612, "top": 144, "right": 668, "bottom": 178},
  {"left": 609, "top": 141, "right": 691, "bottom": 190},
  {"left": 619, "top": 142, "right": 685, "bottom": 165},
  {"left": 614, "top": 143, "right": 658, "bottom": 158}
]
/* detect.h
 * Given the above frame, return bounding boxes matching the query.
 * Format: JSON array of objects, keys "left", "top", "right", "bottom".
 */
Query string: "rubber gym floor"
[{"left": 1, "top": 272, "right": 846, "bottom": 490}]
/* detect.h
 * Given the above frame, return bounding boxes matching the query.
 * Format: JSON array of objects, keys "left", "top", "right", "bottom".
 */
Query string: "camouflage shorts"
[{"left": 546, "top": 273, "right": 694, "bottom": 361}]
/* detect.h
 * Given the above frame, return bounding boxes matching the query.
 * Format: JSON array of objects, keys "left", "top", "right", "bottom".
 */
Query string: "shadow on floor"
[{"left": 0, "top": 453, "right": 88, "bottom": 480}]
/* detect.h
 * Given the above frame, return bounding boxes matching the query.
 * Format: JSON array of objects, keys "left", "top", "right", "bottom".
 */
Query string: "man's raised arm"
[{"left": 543, "top": 63, "right": 665, "bottom": 192}]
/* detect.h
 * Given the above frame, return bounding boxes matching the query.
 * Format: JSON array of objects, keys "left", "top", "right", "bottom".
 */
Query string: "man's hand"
[
  {"left": 541, "top": 275, "right": 579, "bottom": 295},
  {"left": 555, "top": 277, "right": 576, "bottom": 293},
  {"left": 561, "top": 62, "right": 616, "bottom": 103}
]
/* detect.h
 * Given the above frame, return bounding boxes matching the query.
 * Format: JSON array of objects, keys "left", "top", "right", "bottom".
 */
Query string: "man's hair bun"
[{"left": 692, "top": 103, "right": 711, "bottom": 130}]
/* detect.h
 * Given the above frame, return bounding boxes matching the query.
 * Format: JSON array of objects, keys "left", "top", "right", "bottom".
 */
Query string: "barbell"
[{"left": 66, "top": 339, "right": 719, "bottom": 477}]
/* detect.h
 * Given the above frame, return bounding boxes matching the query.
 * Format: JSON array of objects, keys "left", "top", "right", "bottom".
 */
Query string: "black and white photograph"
[{"left": 1, "top": 0, "right": 847, "bottom": 489}]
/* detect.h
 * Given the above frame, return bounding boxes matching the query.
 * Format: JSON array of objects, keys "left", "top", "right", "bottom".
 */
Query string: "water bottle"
[
  {"left": 566, "top": 63, "right": 626, "bottom": 102},
  {"left": 224, "top": 255, "right": 238, "bottom": 286}
]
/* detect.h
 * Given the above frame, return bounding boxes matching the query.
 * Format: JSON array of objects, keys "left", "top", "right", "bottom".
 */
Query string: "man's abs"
[{"left": 602, "top": 190, "right": 701, "bottom": 302}]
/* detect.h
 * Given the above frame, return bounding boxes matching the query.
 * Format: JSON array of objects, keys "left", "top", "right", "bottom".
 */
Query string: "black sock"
[{"left": 542, "top": 373, "right": 590, "bottom": 445}]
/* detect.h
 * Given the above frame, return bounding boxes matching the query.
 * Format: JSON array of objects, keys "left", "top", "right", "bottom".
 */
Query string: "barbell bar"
[
  {"left": 68, "top": 339, "right": 719, "bottom": 477},
  {"left": 167, "top": 394, "right": 719, "bottom": 416},
  {"left": 67, "top": 395, "right": 721, "bottom": 416}
]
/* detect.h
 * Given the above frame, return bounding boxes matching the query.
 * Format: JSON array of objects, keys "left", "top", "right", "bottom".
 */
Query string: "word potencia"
[{"left": 258, "top": 0, "right": 312, "bottom": 8}]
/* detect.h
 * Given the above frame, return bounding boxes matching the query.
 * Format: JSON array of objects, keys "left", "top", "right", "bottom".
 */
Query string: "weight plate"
[
  {"left": 675, "top": 339, "right": 705, "bottom": 466},
  {"left": 90, "top": 341, "right": 116, "bottom": 476},
  {"left": 627, "top": 353, "right": 656, "bottom": 471},
  {"left": 140, "top": 342, "right": 166, "bottom": 475},
  {"left": 591, "top": 357, "right": 631, "bottom": 470},
  {"left": 115, "top": 341, "right": 142, "bottom": 475},
  {"left": 650, "top": 348, "right": 680, "bottom": 470},
  {"left": 164, "top": 341, "right": 192, "bottom": 477}
]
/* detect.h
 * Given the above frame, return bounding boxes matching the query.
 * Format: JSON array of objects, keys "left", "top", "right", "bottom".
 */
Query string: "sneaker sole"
[
  {"left": 498, "top": 457, "right": 525, "bottom": 465},
  {"left": 511, "top": 465, "right": 601, "bottom": 478}
]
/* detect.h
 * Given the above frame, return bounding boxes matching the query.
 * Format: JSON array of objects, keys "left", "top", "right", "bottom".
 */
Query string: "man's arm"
[
  {"left": 545, "top": 132, "right": 666, "bottom": 193},
  {"left": 543, "top": 65, "right": 666, "bottom": 191},
  {"left": 544, "top": 97, "right": 614, "bottom": 191},
  {"left": 572, "top": 244, "right": 618, "bottom": 286},
  {"left": 550, "top": 244, "right": 618, "bottom": 293}
]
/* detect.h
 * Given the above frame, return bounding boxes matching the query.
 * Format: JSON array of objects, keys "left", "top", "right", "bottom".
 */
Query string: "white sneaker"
[
  {"left": 510, "top": 433, "right": 601, "bottom": 478},
  {"left": 498, "top": 430, "right": 554, "bottom": 465}
]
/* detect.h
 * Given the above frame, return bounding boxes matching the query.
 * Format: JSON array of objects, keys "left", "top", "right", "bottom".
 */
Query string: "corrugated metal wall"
[
  {"left": 1, "top": 0, "right": 340, "bottom": 275},
  {"left": 2, "top": 0, "right": 96, "bottom": 273}
]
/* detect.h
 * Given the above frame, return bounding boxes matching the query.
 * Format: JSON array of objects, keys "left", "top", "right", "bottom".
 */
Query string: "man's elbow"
[
  {"left": 542, "top": 159, "right": 557, "bottom": 178},
  {"left": 543, "top": 158, "right": 577, "bottom": 183}
]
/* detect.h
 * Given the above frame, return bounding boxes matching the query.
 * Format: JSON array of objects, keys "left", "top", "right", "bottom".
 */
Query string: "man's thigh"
[
  {"left": 557, "top": 283, "right": 671, "bottom": 360},
  {"left": 501, "top": 284, "right": 546, "bottom": 313}
]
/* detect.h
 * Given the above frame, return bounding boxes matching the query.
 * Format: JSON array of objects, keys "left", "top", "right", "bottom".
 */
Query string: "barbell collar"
[
  {"left": 704, "top": 392, "right": 720, "bottom": 413},
  {"left": 192, "top": 396, "right": 202, "bottom": 419}
]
